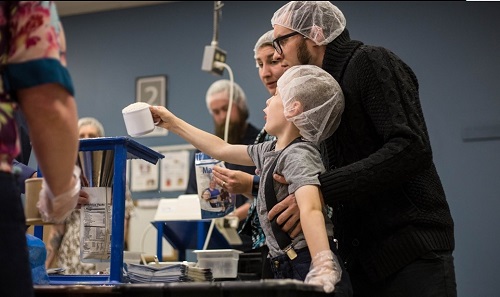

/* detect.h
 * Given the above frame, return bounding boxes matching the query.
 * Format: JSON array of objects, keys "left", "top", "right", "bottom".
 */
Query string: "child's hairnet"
[
  {"left": 278, "top": 65, "right": 344, "bottom": 145},
  {"left": 271, "top": 1, "right": 346, "bottom": 46}
]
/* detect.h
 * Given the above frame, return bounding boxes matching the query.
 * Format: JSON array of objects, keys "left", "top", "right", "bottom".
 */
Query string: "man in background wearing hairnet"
[
  {"left": 150, "top": 64, "right": 351, "bottom": 294},
  {"left": 185, "top": 79, "right": 260, "bottom": 252},
  {"left": 268, "top": 2, "right": 457, "bottom": 297}
]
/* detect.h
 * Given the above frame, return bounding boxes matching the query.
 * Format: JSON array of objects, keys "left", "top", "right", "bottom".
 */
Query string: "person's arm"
[
  {"left": 230, "top": 202, "right": 251, "bottom": 221},
  {"left": 295, "top": 185, "right": 329, "bottom": 258},
  {"left": 18, "top": 83, "right": 79, "bottom": 196},
  {"left": 211, "top": 166, "right": 254, "bottom": 199},
  {"left": 296, "top": 185, "right": 341, "bottom": 293},
  {"left": 150, "top": 106, "right": 253, "bottom": 166},
  {"left": 320, "top": 47, "right": 432, "bottom": 204},
  {"left": 5, "top": 2, "right": 80, "bottom": 222},
  {"left": 12, "top": 160, "right": 37, "bottom": 194},
  {"left": 19, "top": 84, "right": 81, "bottom": 223},
  {"left": 45, "top": 223, "right": 66, "bottom": 269}
]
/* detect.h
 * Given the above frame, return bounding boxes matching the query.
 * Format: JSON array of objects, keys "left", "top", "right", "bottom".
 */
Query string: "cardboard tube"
[{"left": 25, "top": 177, "right": 43, "bottom": 225}]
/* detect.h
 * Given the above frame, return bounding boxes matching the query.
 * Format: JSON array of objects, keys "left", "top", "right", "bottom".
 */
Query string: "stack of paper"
[{"left": 124, "top": 263, "right": 213, "bottom": 283}]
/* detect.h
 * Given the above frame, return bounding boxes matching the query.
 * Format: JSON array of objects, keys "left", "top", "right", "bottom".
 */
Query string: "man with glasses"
[
  {"left": 267, "top": 2, "right": 457, "bottom": 297},
  {"left": 272, "top": 31, "right": 302, "bottom": 54}
]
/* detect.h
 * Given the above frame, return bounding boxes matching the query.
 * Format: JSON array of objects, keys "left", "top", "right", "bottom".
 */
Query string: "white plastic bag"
[{"left": 195, "top": 152, "right": 235, "bottom": 219}]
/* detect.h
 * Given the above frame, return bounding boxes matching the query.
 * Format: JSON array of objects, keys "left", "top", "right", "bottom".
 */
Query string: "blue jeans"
[
  {"left": 269, "top": 240, "right": 353, "bottom": 296},
  {"left": 348, "top": 250, "right": 457, "bottom": 297}
]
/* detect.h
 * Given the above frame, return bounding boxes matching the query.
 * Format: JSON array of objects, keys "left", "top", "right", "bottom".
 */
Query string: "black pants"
[
  {"left": 0, "top": 172, "right": 34, "bottom": 297},
  {"left": 258, "top": 245, "right": 274, "bottom": 279},
  {"left": 348, "top": 250, "right": 457, "bottom": 297}
]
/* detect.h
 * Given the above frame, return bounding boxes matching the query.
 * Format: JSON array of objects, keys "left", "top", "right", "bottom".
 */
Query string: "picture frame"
[{"left": 135, "top": 75, "right": 168, "bottom": 137}]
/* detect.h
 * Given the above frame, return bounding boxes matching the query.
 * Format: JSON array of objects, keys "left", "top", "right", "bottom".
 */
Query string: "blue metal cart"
[{"left": 34, "top": 136, "right": 164, "bottom": 285}]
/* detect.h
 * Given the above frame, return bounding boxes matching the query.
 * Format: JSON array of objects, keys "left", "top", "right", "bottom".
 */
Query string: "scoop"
[{"left": 122, "top": 102, "right": 155, "bottom": 137}]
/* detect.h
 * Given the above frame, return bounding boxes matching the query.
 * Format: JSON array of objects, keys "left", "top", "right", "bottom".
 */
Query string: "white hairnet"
[
  {"left": 271, "top": 1, "right": 346, "bottom": 46},
  {"left": 253, "top": 29, "right": 274, "bottom": 61},
  {"left": 278, "top": 65, "right": 344, "bottom": 145},
  {"left": 206, "top": 79, "right": 248, "bottom": 116}
]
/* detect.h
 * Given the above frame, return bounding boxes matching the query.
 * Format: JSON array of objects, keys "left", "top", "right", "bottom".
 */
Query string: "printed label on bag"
[{"left": 195, "top": 152, "right": 235, "bottom": 219}]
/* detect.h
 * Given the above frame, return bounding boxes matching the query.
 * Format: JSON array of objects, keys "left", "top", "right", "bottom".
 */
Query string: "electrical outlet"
[{"left": 201, "top": 45, "right": 227, "bottom": 76}]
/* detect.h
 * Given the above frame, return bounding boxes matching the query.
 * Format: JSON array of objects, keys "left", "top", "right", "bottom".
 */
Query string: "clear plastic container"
[{"left": 193, "top": 249, "right": 242, "bottom": 279}]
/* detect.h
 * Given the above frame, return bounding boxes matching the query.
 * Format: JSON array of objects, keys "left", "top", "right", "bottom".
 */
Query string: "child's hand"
[{"left": 305, "top": 250, "right": 342, "bottom": 293}]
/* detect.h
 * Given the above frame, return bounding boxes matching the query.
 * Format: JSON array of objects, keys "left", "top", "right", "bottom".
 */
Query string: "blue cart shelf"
[{"left": 34, "top": 136, "right": 164, "bottom": 285}]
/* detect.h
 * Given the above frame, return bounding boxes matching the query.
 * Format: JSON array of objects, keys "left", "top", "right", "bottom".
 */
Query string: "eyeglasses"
[{"left": 272, "top": 31, "right": 301, "bottom": 55}]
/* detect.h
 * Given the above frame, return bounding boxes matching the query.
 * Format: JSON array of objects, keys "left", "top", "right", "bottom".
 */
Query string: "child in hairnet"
[{"left": 149, "top": 65, "right": 350, "bottom": 294}]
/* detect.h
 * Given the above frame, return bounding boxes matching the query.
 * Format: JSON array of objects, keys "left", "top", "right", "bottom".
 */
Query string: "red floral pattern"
[{"left": 0, "top": 1, "right": 66, "bottom": 168}]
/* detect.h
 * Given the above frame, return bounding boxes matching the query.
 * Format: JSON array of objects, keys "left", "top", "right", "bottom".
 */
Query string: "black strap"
[{"left": 264, "top": 137, "right": 303, "bottom": 250}]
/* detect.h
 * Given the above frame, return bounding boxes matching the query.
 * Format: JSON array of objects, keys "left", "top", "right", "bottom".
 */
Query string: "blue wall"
[{"left": 59, "top": 1, "right": 500, "bottom": 296}]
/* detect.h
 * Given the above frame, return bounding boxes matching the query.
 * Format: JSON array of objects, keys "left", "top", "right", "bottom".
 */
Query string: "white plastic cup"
[{"left": 122, "top": 102, "right": 155, "bottom": 137}]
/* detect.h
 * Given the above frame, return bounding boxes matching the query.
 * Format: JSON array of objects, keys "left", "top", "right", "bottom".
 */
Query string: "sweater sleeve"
[
  {"left": 320, "top": 46, "right": 434, "bottom": 202},
  {"left": 13, "top": 160, "right": 37, "bottom": 194}
]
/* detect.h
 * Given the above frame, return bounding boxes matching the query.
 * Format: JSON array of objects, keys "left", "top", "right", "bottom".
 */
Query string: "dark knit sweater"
[{"left": 318, "top": 29, "right": 455, "bottom": 282}]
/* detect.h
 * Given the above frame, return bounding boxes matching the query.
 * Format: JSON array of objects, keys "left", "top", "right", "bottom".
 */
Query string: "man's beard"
[
  {"left": 298, "top": 38, "right": 313, "bottom": 65},
  {"left": 214, "top": 119, "right": 247, "bottom": 144}
]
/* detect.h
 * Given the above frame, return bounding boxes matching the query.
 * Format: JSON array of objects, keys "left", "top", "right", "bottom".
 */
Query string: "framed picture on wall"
[
  {"left": 159, "top": 149, "right": 190, "bottom": 192},
  {"left": 129, "top": 158, "right": 159, "bottom": 192},
  {"left": 135, "top": 75, "right": 168, "bottom": 137}
]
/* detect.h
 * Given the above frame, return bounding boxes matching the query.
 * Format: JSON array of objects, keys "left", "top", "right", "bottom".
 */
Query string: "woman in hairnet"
[{"left": 149, "top": 65, "right": 352, "bottom": 295}]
